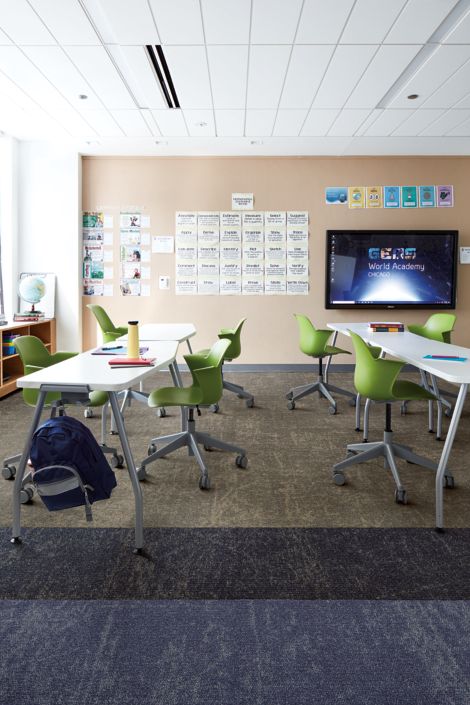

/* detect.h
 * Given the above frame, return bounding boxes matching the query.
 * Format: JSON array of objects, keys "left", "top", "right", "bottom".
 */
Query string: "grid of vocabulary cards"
[{"left": 175, "top": 211, "right": 309, "bottom": 295}]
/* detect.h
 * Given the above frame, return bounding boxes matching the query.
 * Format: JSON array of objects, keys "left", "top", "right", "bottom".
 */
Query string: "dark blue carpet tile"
[
  {"left": 1, "top": 600, "right": 470, "bottom": 705},
  {"left": 1, "top": 528, "right": 470, "bottom": 599}
]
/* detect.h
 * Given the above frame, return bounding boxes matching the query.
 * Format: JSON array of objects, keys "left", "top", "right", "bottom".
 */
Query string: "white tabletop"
[
  {"left": 118, "top": 323, "right": 196, "bottom": 343},
  {"left": 16, "top": 340, "right": 178, "bottom": 392},
  {"left": 328, "top": 322, "right": 470, "bottom": 385}
]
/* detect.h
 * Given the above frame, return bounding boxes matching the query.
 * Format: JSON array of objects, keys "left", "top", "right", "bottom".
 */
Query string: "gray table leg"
[
  {"left": 324, "top": 331, "right": 337, "bottom": 385},
  {"left": 186, "top": 339, "right": 193, "bottom": 353},
  {"left": 108, "top": 392, "right": 144, "bottom": 553},
  {"left": 11, "top": 390, "right": 47, "bottom": 544},
  {"left": 435, "top": 383, "right": 467, "bottom": 530}
]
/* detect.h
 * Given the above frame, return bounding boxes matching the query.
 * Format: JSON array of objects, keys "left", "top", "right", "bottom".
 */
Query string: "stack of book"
[
  {"left": 108, "top": 357, "right": 155, "bottom": 368},
  {"left": 13, "top": 311, "right": 45, "bottom": 322},
  {"left": 368, "top": 322, "right": 404, "bottom": 333},
  {"left": 2, "top": 333, "right": 20, "bottom": 356}
]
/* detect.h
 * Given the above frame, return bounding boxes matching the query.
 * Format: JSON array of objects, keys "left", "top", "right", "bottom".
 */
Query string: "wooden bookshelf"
[{"left": 0, "top": 319, "right": 56, "bottom": 399}]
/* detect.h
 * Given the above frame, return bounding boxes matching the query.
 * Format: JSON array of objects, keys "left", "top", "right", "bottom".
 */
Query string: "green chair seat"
[
  {"left": 392, "top": 379, "right": 436, "bottom": 402},
  {"left": 408, "top": 313, "right": 456, "bottom": 344},
  {"left": 87, "top": 304, "right": 128, "bottom": 344},
  {"left": 148, "top": 385, "right": 203, "bottom": 408},
  {"left": 324, "top": 345, "right": 350, "bottom": 356}
]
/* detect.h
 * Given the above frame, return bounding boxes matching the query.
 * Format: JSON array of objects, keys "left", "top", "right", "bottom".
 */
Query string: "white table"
[
  {"left": 327, "top": 322, "right": 470, "bottom": 529},
  {"left": 12, "top": 340, "right": 179, "bottom": 553}
]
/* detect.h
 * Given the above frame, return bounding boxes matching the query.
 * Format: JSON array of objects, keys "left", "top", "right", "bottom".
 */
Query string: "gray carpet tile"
[{"left": 1, "top": 370, "right": 469, "bottom": 528}]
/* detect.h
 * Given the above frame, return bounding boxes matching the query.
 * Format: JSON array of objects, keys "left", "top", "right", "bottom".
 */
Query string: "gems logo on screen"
[{"left": 367, "top": 247, "right": 425, "bottom": 276}]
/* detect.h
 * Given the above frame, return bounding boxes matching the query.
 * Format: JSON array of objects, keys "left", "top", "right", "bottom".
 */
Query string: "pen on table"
[
  {"left": 429, "top": 355, "right": 460, "bottom": 359},
  {"left": 102, "top": 345, "right": 124, "bottom": 350}
]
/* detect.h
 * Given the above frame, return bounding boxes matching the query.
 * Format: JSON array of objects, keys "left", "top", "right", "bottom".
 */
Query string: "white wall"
[
  {"left": 17, "top": 141, "right": 81, "bottom": 350},
  {"left": 0, "top": 134, "right": 18, "bottom": 317}
]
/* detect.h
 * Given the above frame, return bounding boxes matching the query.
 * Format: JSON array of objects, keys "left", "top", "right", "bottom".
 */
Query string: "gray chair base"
[
  {"left": 333, "top": 429, "right": 454, "bottom": 505},
  {"left": 138, "top": 408, "right": 247, "bottom": 489},
  {"left": 287, "top": 371, "right": 355, "bottom": 414},
  {"left": 223, "top": 378, "right": 254, "bottom": 407}
]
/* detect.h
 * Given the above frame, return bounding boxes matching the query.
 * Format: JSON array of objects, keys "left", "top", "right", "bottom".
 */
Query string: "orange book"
[{"left": 108, "top": 357, "right": 155, "bottom": 367}]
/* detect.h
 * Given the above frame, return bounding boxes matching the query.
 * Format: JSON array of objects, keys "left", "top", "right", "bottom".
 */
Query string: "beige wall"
[{"left": 82, "top": 156, "right": 469, "bottom": 363}]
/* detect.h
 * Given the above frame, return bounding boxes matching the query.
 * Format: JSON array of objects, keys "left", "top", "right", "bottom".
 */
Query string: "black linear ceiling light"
[{"left": 145, "top": 45, "right": 180, "bottom": 109}]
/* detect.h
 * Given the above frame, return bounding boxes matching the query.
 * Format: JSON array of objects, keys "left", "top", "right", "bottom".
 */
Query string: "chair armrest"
[
  {"left": 115, "top": 326, "right": 128, "bottom": 336},
  {"left": 184, "top": 351, "right": 210, "bottom": 371}
]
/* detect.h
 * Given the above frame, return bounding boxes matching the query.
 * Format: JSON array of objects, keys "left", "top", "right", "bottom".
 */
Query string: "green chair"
[
  {"left": 87, "top": 304, "right": 128, "bottom": 343},
  {"left": 199, "top": 319, "right": 254, "bottom": 412},
  {"left": 2, "top": 336, "right": 123, "bottom": 500},
  {"left": 286, "top": 314, "right": 355, "bottom": 414},
  {"left": 333, "top": 331, "right": 454, "bottom": 505},
  {"left": 138, "top": 339, "right": 247, "bottom": 490}
]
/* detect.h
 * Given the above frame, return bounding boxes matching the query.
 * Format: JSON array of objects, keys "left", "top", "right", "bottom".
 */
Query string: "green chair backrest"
[
  {"left": 218, "top": 318, "right": 246, "bottom": 361},
  {"left": 350, "top": 331, "right": 405, "bottom": 401},
  {"left": 294, "top": 314, "right": 333, "bottom": 357},
  {"left": 15, "top": 336, "right": 62, "bottom": 407},
  {"left": 408, "top": 313, "right": 456, "bottom": 344},
  {"left": 184, "top": 338, "right": 231, "bottom": 406},
  {"left": 87, "top": 304, "right": 126, "bottom": 343}
]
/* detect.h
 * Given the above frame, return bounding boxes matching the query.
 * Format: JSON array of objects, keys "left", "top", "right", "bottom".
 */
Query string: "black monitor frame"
[{"left": 325, "top": 229, "right": 458, "bottom": 310}]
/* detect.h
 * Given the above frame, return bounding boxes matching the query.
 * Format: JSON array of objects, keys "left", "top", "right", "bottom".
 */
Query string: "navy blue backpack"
[{"left": 29, "top": 416, "right": 117, "bottom": 521}]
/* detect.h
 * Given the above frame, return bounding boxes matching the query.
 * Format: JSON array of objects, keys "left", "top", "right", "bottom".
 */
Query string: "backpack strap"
[{"left": 32, "top": 464, "right": 94, "bottom": 522}]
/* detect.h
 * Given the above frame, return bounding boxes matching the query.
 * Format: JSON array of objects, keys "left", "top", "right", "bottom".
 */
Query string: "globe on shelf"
[{"left": 18, "top": 275, "right": 46, "bottom": 313}]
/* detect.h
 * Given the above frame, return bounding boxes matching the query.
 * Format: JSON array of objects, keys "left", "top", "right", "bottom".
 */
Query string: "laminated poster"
[
  {"left": 287, "top": 278, "right": 309, "bottom": 295},
  {"left": 103, "top": 284, "right": 113, "bottom": 297},
  {"left": 287, "top": 228, "right": 308, "bottom": 245},
  {"left": 120, "top": 229, "right": 141, "bottom": 246},
  {"left": 242, "top": 211, "right": 264, "bottom": 227},
  {"left": 120, "top": 280, "right": 140, "bottom": 296},
  {"left": 120, "top": 212, "right": 141, "bottom": 228},
  {"left": 242, "top": 261, "right": 264, "bottom": 277},
  {"left": 140, "top": 249, "right": 151, "bottom": 262},
  {"left": 348, "top": 187, "right": 365, "bottom": 209},
  {"left": 325, "top": 188, "right": 348, "bottom": 205},
  {"left": 232, "top": 193, "right": 254, "bottom": 210},
  {"left": 265, "top": 211, "right": 286, "bottom": 226},
  {"left": 103, "top": 232, "right": 113, "bottom": 245},
  {"left": 175, "top": 228, "right": 198, "bottom": 244},
  {"left": 83, "top": 212, "right": 104, "bottom": 228},
  {"left": 141, "top": 215, "right": 150, "bottom": 228},
  {"left": 121, "top": 263, "right": 141, "bottom": 280},
  {"left": 220, "top": 278, "right": 242, "bottom": 295},
  {"left": 198, "top": 245, "right": 219, "bottom": 260},
  {"left": 242, "top": 228, "right": 264, "bottom": 244},
  {"left": 287, "top": 245, "right": 308, "bottom": 261},
  {"left": 366, "top": 186, "right": 382, "bottom": 209},
  {"left": 383, "top": 186, "right": 400, "bottom": 209},
  {"left": 198, "top": 212, "right": 220, "bottom": 228},
  {"left": 140, "top": 266, "right": 151, "bottom": 279},
  {"left": 242, "top": 245, "right": 264, "bottom": 261},
  {"left": 401, "top": 186, "right": 417, "bottom": 208},
  {"left": 242, "top": 277, "right": 264, "bottom": 295},
  {"left": 419, "top": 186, "right": 436, "bottom": 208},
  {"left": 103, "top": 215, "right": 113, "bottom": 229},
  {"left": 141, "top": 232, "right": 151, "bottom": 246},
  {"left": 83, "top": 228, "right": 104, "bottom": 242},
  {"left": 287, "top": 261, "right": 308, "bottom": 277},
  {"left": 121, "top": 245, "right": 141, "bottom": 262},
  {"left": 141, "top": 284, "right": 150, "bottom": 296},
  {"left": 220, "top": 212, "right": 241, "bottom": 228},
  {"left": 104, "top": 267, "right": 113, "bottom": 279},
  {"left": 83, "top": 279, "right": 102, "bottom": 296},
  {"left": 287, "top": 211, "right": 308, "bottom": 226},
  {"left": 198, "top": 277, "right": 219, "bottom": 295},
  {"left": 221, "top": 245, "right": 242, "bottom": 261},
  {"left": 198, "top": 260, "right": 219, "bottom": 276},
  {"left": 152, "top": 236, "right": 174, "bottom": 253},
  {"left": 220, "top": 261, "right": 242, "bottom": 277},
  {"left": 176, "top": 278, "right": 197, "bottom": 295},
  {"left": 176, "top": 261, "right": 197, "bottom": 278},
  {"left": 265, "top": 245, "right": 286, "bottom": 261},
  {"left": 265, "top": 277, "right": 286, "bottom": 295},
  {"left": 175, "top": 212, "right": 197, "bottom": 228},
  {"left": 220, "top": 228, "right": 242, "bottom": 244},
  {"left": 104, "top": 250, "right": 113, "bottom": 262},
  {"left": 265, "top": 227, "right": 286, "bottom": 244},
  {"left": 437, "top": 185, "right": 453, "bottom": 207},
  {"left": 265, "top": 261, "right": 286, "bottom": 277}
]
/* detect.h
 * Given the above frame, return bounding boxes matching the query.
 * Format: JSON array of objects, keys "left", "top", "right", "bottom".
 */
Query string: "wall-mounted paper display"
[
  {"left": 198, "top": 212, "right": 220, "bottom": 228},
  {"left": 198, "top": 228, "right": 219, "bottom": 245},
  {"left": 176, "top": 228, "right": 198, "bottom": 243},
  {"left": 287, "top": 278, "right": 309, "bottom": 295},
  {"left": 198, "top": 245, "right": 219, "bottom": 260},
  {"left": 366, "top": 186, "right": 382, "bottom": 209},
  {"left": 83, "top": 279, "right": 103, "bottom": 296},
  {"left": 265, "top": 227, "right": 286, "bottom": 244},
  {"left": 243, "top": 245, "right": 264, "bottom": 261},
  {"left": 141, "top": 284, "right": 151, "bottom": 296},
  {"left": 266, "top": 245, "right": 286, "bottom": 261},
  {"left": 265, "top": 277, "right": 286, "bottom": 294},
  {"left": 176, "top": 261, "right": 197, "bottom": 278},
  {"left": 221, "top": 228, "right": 242, "bottom": 244},
  {"left": 437, "top": 185, "right": 453, "bottom": 207},
  {"left": 220, "top": 260, "right": 242, "bottom": 277},
  {"left": 287, "top": 211, "right": 308, "bottom": 226},
  {"left": 103, "top": 214, "right": 113, "bottom": 229},
  {"left": 242, "top": 227, "right": 264, "bottom": 244},
  {"left": 325, "top": 187, "right": 348, "bottom": 205},
  {"left": 176, "top": 245, "right": 197, "bottom": 260},
  {"left": 140, "top": 266, "right": 151, "bottom": 279},
  {"left": 176, "top": 212, "right": 197, "bottom": 228},
  {"left": 242, "top": 261, "right": 264, "bottom": 277},
  {"left": 103, "top": 232, "right": 113, "bottom": 245},
  {"left": 242, "top": 277, "right": 264, "bottom": 294},
  {"left": 198, "top": 260, "right": 219, "bottom": 276},
  {"left": 460, "top": 247, "right": 470, "bottom": 264},
  {"left": 198, "top": 277, "right": 219, "bottom": 294},
  {"left": 383, "top": 186, "right": 400, "bottom": 208},
  {"left": 83, "top": 212, "right": 104, "bottom": 228},
  {"left": 265, "top": 261, "right": 287, "bottom": 277},
  {"left": 265, "top": 211, "right": 286, "bottom": 226},
  {"left": 348, "top": 186, "right": 365, "bottom": 209},
  {"left": 221, "top": 245, "right": 242, "bottom": 261},
  {"left": 220, "top": 277, "right": 242, "bottom": 294},
  {"left": 83, "top": 228, "right": 104, "bottom": 242},
  {"left": 242, "top": 211, "right": 264, "bottom": 227},
  {"left": 141, "top": 232, "right": 151, "bottom": 246},
  {"left": 120, "top": 229, "right": 140, "bottom": 245},
  {"left": 120, "top": 280, "right": 140, "bottom": 296},
  {"left": 103, "top": 284, "right": 113, "bottom": 296},
  {"left": 141, "top": 215, "right": 150, "bottom": 228},
  {"left": 120, "top": 212, "right": 141, "bottom": 228},
  {"left": 419, "top": 186, "right": 436, "bottom": 208},
  {"left": 152, "top": 235, "right": 174, "bottom": 253},
  {"left": 287, "top": 261, "right": 308, "bottom": 277},
  {"left": 141, "top": 249, "right": 151, "bottom": 262},
  {"left": 401, "top": 186, "right": 417, "bottom": 208},
  {"left": 220, "top": 211, "right": 241, "bottom": 227},
  {"left": 176, "top": 278, "right": 197, "bottom": 294},
  {"left": 232, "top": 193, "right": 253, "bottom": 210},
  {"left": 104, "top": 250, "right": 113, "bottom": 262},
  {"left": 287, "top": 245, "right": 308, "bottom": 261},
  {"left": 104, "top": 267, "right": 113, "bottom": 279},
  {"left": 287, "top": 227, "right": 308, "bottom": 245}
]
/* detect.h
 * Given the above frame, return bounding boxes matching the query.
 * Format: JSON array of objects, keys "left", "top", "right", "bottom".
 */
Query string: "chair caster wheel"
[
  {"left": 84, "top": 408, "right": 94, "bottom": 419},
  {"left": 109, "top": 430, "right": 119, "bottom": 436},
  {"left": 355, "top": 427, "right": 361, "bottom": 433},
  {"left": 2, "top": 464, "right": 16, "bottom": 480},
  {"left": 287, "top": 401, "right": 296, "bottom": 410},
  {"left": 136, "top": 466, "right": 147, "bottom": 481},
  {"left": 133, "top": 547, "right": 144, "bottom": 556},
  {"left": 235, "top": 454, "right": 248, "bottom": 469},
  {"left": 328, "top": 405, "right": 337, "bottom": 415},
  {"left": 348, "top": 397, "right": 356, "bottom": 407},
  {"left": 199, "top": 475, "right": 211, "bottom": 490},
  {"left": 286, "top": 392, "right": 293, "bottom": 400},
  {"left": 246, "top": 398, "right": 254, "bottom": 408},
  {"left": 210, "top": 403, "right": 219, "bottom": 413},
  {"left": 395, "top": 488, "right": 407, "bottom": 505},
  {"left": 110, "top": 454, "right": 124, "bottom": 469},
  {"left": 203, "top": 445, "right": 213, "bottom": 452},
  {"left": 445, "top": 408, "right": 452, "bottom": 418},
  {"left": 333, "top": 472, "right": 346, "bottom": 486},
  {"left": 444, "top": 475, "right": 455, "bottom": 489},
  {"left": 148, "top": 444, "right": 157, "bottom": 456},
  {"left": 10, "top": 536, "right": 22, "bottom": 545},
  {"left": 157, "top": 407, "right": 166, "bottom": 418},
  {"left": 20, "top": 486, "right": 34, "bottom": 504}
]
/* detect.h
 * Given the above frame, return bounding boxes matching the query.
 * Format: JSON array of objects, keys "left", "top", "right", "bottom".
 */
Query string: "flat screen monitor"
[{"left": 325, "top": 230, "right": 458, "bottom": 309}]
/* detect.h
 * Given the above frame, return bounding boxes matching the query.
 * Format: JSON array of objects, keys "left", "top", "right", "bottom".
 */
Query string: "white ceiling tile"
[
  {"left": 279, "top": 45, "right": 334, "bottom": 109},
  {"left": 251, "top": 0, "right": 303, "bottom": 44},
  {"left": 207, "top": 46, "right": 248, "bottom": 109},
  {"left": 0, "top": 0, "right": 55, "bottom": 44},
  {"left": 385, "top": 0, "right": 459, "bottom": 43},
  {"left": 300, "top": 109, "right": 339, "bottom": 136},
  {"left": 273, "top": 110, "right": 307, "bottom": 136},
  {"left": 421, "top": 109, "right": 470, "bottom": 135},
  {"left": 296, "top": 0, "right": 354, "bottom": 43},
  {"left": 22, "top": 46, "right": 102, "bottom": 110},
  {"left": 0, "top": 96, "right": 62, "bottom": 139},
  {"left": 340, "top": 0, "right": 407, "bottom": 43},
  {"left": 183, "top": 109, "right": 215, "bottom": 136},
  {"left": 64, "top": 46, "right": 135, "bottom": 109},
  {"left": 313, "top": 45, "right": 377, "bottom": 109},
  {"left": 346, "top": 45, "right": 421, "bottom": 109},
  {"left": 201, "top": 0, "right": 251, "bottom": 44},
  {"left": 344, "top": 135, "right": 470, "bottom": 155},
  {"left": 78, "top": 109, "right": 124, "bottom": 137},
  {"left": 107, "top": 45, "right": 167, "bottom": 110},
  {"left": 149, "top": 0, "right": 203, "bottom": 44},
  {"left": 392, "top": 109, "right": 445, "bottom": 135},
  {"left": 364, "top": 109, "right": 413, "bottom": 135},
  {"left": 53, "top": 108, "right": 100, "bottom": 137},
  {"left": 29, "top": 0, "right": 100, "bottom": 45},
  {"left": 421, "top": 58, "right": 470, "bottom": 109},
  {"left": 109, "top": 110, "right": 152, "bottom": 137},
  {"left": 81, "top": 0, "right": 159, "bottom": 44},
  {"left": 388, "top": 45, "right": 470, "bottom": 109},
  {"left": 328, "top": 109, "right": 372, "bottom": 136},
  {"left": 245, "top": 109, "right": 276, "bottom": 136},
  {"left": 215, "top": 110, "right": 245, "bottom": 136},
  {"left": 448, "top": 115, "right": 470, "bottom": 135},
  {"left": 454, "top": 92, "right": 470, "bottom": 109},
  {"left": 0, "top": 27, "right": 12, "bottom": 44},
  {"left": 354, "top": 108, "right": 383, "bottom": 136},
  {"left": 247, "top": 45, "right": 291, "bottom": 109},
  {"left": 442, "top": 6, "right": 470, "bottom": 42},
  {"left": 151, "top": 109, "right": 188, "bottom": 136},
  {"left": 163, "top": 46, "right": 212, "bottom": 109}
]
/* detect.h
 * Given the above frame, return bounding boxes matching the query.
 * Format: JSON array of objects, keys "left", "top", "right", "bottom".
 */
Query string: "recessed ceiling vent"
[{"left": 145, "top": 45, "right": 180, "bottom": 109}]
